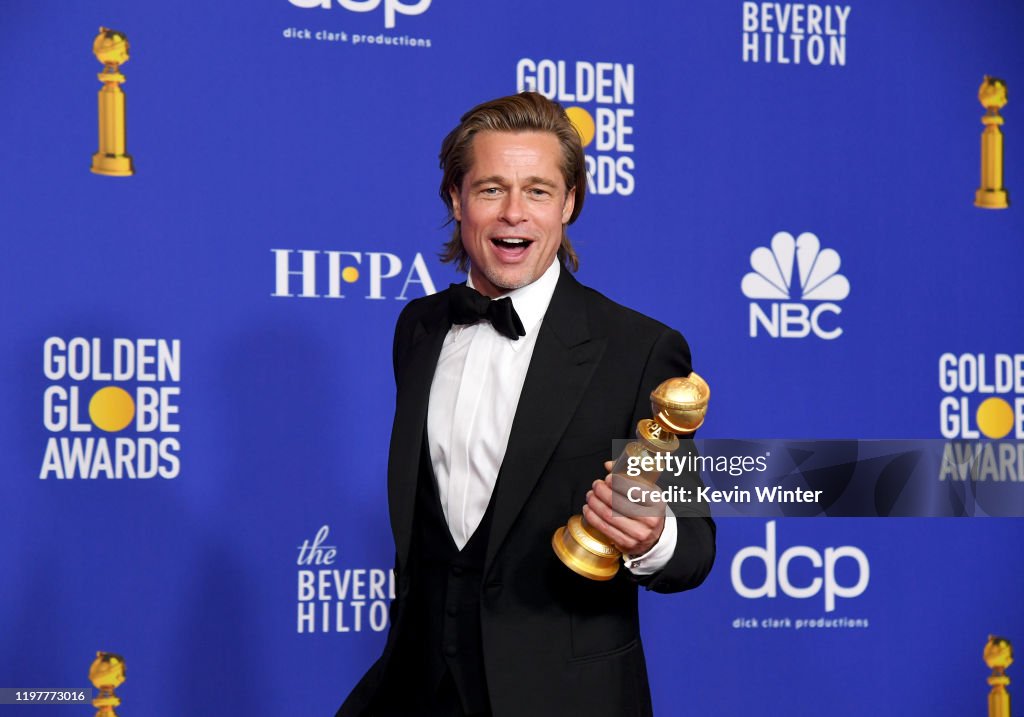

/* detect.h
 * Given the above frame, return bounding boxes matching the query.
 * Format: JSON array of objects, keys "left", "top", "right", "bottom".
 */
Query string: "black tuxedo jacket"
[{"left": 338, "top": 267, "right": 715, "bottom": 717}]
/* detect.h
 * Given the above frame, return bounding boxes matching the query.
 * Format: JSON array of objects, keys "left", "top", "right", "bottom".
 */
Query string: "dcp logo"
[
  {"left": 288, "top": 0, "right": 431, "bottom": 29},
  {"left": 730, "top": 521, "right": 869, "bottom": 612},
  {"left": 742, "top": 231, "right": 850, "bottom": 339}
]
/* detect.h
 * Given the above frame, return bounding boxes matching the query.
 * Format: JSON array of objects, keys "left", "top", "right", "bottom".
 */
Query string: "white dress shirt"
[{"left": 426, "top": 259, "right": 676, "bottom": 575}]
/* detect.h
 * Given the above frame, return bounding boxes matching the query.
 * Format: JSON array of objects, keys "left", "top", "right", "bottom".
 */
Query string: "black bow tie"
[{"left": 448, "top": 283, "right": 526, "bottom": 340}]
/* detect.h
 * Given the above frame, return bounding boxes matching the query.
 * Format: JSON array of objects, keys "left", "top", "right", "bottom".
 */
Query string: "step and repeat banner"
[{"left": 2, "top": 1, "right": 1022, "bottom": 715}]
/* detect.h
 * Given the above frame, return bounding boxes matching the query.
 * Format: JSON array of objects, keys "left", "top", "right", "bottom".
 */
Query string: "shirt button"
[
  {"left": 444, "top": 645, "right": 458, "bottom": 657},
  {"left": 446, "top": 605, "right": 458, "bottom": 617},
  {"left": 451, "top": 566, "right": 464, "bottom": 576}
]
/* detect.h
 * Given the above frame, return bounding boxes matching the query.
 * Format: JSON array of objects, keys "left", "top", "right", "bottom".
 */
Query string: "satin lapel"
[
  {"left": 485, "top": 270, "right": 607, "bottom": 573},
  {"left": 388, "top": 296, "right": 450, "bottom": 571}
]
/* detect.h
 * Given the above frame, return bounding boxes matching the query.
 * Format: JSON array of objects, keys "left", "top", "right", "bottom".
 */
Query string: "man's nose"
[{"left": 500, "top": 192, "right": 526, "bottom": 224}]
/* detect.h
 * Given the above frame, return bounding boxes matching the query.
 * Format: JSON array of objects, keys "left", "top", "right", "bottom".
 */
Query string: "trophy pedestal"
[
  {"left": 552, "top": 515, "right": 620, "bottom": 581},
  {"left": 91, "top": 153, "right": 134, "bottom": 177},
  {"left": 975, "top": 188, "right": 1009, "bottom": 209}
]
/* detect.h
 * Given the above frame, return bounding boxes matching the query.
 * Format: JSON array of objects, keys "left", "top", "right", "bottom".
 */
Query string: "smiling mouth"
[{"left": 491, "top": 237, "right": 533, "bottom": 249}]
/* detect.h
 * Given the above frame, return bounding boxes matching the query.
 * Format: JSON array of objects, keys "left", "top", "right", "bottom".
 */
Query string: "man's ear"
[
  {"left": 449, "top": 185, "right": 462, "bottom": 222},
  {"left": 561, "top": 186, "right": 576, "bottom": 224}
]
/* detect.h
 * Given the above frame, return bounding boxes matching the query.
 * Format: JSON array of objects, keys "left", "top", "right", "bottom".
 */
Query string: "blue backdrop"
[{"left": 2, "top": 1, "right": 1022, "bottom": 715}]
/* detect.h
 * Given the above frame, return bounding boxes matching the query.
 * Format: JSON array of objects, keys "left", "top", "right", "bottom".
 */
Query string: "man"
[{"left": 337, "top": 92, "right": 715, "bottom": 717}]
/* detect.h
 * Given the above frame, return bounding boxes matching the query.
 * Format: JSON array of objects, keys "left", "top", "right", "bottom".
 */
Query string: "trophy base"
[
  {"left": 91, "top": 153, "right": 134, "bottom": 177},
  {"left": 975, "top": 189, "right": 1009, "bottom": 209},
  {"left": 552, "top": 514, "right": 620, "bottom": 581}
]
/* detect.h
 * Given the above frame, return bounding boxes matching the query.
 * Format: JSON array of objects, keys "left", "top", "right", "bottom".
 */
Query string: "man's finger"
[
  {"left": 597, "top": 475, "right": 664, "bottom": 516},
  {"left": 586, "top": 487, "right": 661, "bottom": 544},
  {"left": 592, "top": 478, "right": 650, "bottom": 519},
  {"left": 582, "top": 504, "right": 642, "bottom": 552}
]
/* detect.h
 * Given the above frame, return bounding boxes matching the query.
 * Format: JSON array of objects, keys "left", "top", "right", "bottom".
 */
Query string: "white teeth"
[{"left": 494, "top": 238, "right": 528, "bottom": 245}]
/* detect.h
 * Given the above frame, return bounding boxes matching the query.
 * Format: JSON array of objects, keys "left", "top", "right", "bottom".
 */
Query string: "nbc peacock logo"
[{"left": 742, "top": 232, "right": 850, "bottom": 340}]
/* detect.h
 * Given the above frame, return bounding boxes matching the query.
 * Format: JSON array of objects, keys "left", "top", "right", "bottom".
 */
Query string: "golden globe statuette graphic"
[
  {"left": 975, "top": 76, "right": 1009, "bottom": 209},
  {"left": 552, "top": 373, "right": 710, "bottom": 581},
  {"left": 91, "top": 28, "right": 134, "bottom": 177},
  {"left": 984, "top": 635, "right": 1013, "bottom": 717},
  {"left": 88, "top": 651, "right": 125, "bottom": 716}
]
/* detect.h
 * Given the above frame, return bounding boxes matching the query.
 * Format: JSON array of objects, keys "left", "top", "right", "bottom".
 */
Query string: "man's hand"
[{"left": 582, "top": 461, "right": 665, "bottom": 558}]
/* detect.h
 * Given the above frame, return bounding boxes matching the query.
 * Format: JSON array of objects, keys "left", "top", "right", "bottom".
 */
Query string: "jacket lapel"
[
  {"left": 388, "top": 297, "right": 450, "bottom": 571},
  {"left": 485, "top": 269, "right": 606, "bottom": 572}
]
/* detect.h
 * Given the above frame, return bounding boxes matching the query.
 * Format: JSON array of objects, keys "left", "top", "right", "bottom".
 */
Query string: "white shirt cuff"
[{"left": 623, "top": 505, "right": 677, "bottom": 576}]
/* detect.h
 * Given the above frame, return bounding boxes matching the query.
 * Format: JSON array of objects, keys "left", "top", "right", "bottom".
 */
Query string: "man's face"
[{"left": 450, "top": 131, "right": 575, "bottom": 298}]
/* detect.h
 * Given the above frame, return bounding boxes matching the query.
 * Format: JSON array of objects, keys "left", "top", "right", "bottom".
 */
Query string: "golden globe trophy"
[
  {"left": 88, "top": 651, "right": 125, "bottom": 717},
  {"left": 91, "top": 28, "right": 134, "bottom": 177},
  {"left": 975, "top": 76, "right": 1008, "bottom": 209},
  {"left": 552, "top": 373, "right": 710, "bottom": 581},
  {"left": 984, "top": 635, "right": 1013, "bottom": 717}
]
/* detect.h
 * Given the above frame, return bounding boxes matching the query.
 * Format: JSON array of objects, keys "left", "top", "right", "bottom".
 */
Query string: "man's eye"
[
  {"left": 481, "top": 187, "right": 501, "bottom": 196},
  {"left": 529, "top": 188, "right": 550, "bottom": 197}
]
